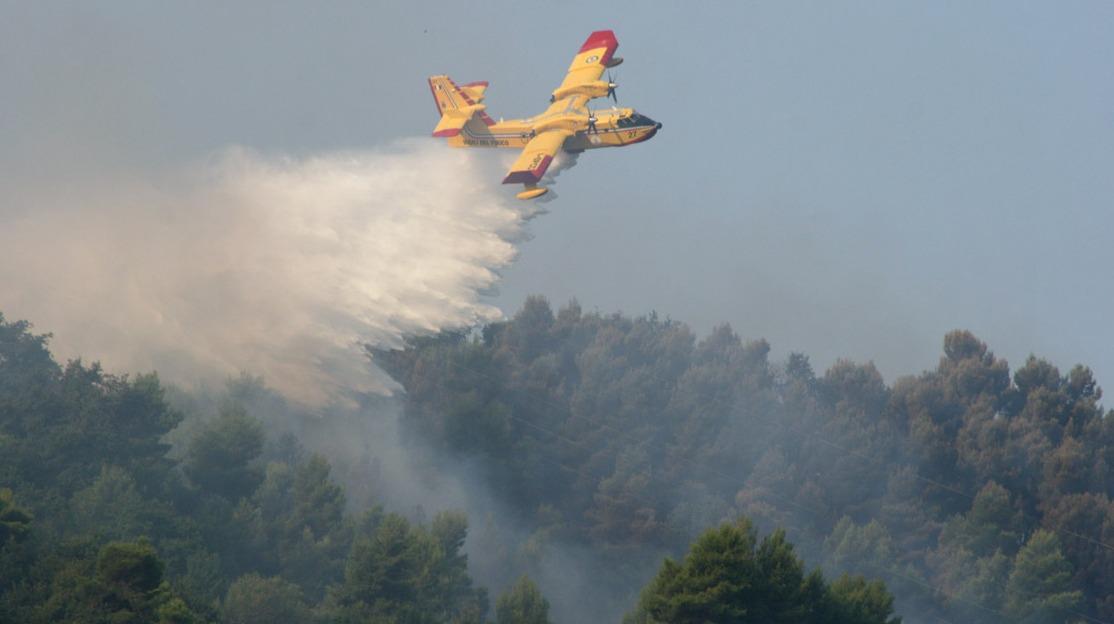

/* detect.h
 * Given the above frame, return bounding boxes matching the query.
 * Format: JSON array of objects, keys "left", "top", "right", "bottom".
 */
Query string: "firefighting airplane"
[{"left": 428, "top": 30, "right": 661, "bottom": 199}]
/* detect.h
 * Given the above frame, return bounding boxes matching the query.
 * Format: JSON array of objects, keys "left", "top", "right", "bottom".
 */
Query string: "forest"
[
  {"left": 2, "top": 295, "right": 1111, "bottom": 623},
  {"left": 375, "top": 297, "right": 1112, "bottom": 623}
]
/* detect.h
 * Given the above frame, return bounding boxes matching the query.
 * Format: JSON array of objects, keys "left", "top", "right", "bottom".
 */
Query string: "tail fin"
[{"left": 428, "top": 75, "right": 495, "bottom": 137}]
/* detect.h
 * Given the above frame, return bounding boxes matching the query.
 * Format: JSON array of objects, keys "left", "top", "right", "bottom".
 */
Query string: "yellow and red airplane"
[{"left": 428, "top": 30, "right": 662, "bottom": 199}]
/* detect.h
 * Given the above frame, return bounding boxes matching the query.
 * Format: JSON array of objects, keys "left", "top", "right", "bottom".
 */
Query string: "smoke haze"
[{"left": 0, "top": 141, "right": 532, "bottom": 403}]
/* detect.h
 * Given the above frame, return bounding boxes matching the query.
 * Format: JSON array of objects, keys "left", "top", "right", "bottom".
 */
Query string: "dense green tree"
[
  {"left": 824, "top": 517, "right": 897, "bottom": 574},
  {"left": 33, "top": 539, "right": 198, "bottom": 624},
  {"left": 1004, "top": 530, "right": 1082, "bottom": 622},
  {"left": 327, "top": 512, "right": 487, "bottom": 624},
  {"left": 937, "top": 481, "right": 1023, "bottom": 558},
  {"left": 221, "top": 573, "right": 311, "bottom": 624},
  {"left": 1039, "top": 436, "right": 1094, "bottom": 501},
  {"left": 430, "top": 510, "right": 485, "bottom": 618},
  {"left": 0, "top": 489, "right": 32, "bottom": 544},
  {"left": 1040, "top": 493, "right": 1114, "bottom": 618},
  {"left": 587, "top": 445, "right": 663, "bottom": 544},
  {"left": 496, "top": 575, "right": 551, "bottom": 624},
  {"left": 733, "top": 448, "right": 798, "bottom": 535},
  {"left": 96, "top": 539, "right": 166, "bottom": 594},
  {"left": 635, "top": 518, "right": 769, "bottom": 623},
  {"left": 506, "top": 295, "right": 558, "bottom": 361},
  {"left": 70, "top": 466, "right": 153, "bottom": 541},
  {"left": 240, "top": 453, "right": 349, "bottom": 599},
  {"left": 629, "top": 517, "right": 900, "bottom": 624},
  {"left": 0, "top": 357, "right": 181, "bottom": 502},
  {"left": 184, "top": 404, "right": 264, "bottom": 500},
  {"left": 0, "top": 488, "right": 34, "bottom": 623},
  {"left": 824, "top": 575, "right": 901, "bottom": 624}
]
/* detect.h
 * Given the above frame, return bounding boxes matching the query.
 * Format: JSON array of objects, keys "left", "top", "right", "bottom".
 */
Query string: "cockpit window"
[{"left": 616, "top": 113, "right": 654, "bottom": 128}]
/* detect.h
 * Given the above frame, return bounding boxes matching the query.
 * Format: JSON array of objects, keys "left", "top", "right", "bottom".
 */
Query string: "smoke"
[
  {"left": 0, "top": 140, "right": 533, "bottom": 404},
  {"left": 168, "top": 375, "right": 643, "bottom": 624}
]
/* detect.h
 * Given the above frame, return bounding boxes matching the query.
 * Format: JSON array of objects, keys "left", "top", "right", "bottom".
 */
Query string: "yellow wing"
[
  {"left": 502, "top": 130, "right": 573, "bottom": 185},
  {"left": 555, "top": 30, "right": 619, "bottom": 94}
]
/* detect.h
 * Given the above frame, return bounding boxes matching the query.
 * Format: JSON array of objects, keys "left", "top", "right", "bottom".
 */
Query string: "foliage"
[
  {"left": 0, "top": 489, "right": 32, "bottom": 544},
  {"left": 627, "top": 518, "right": 899, "bottom": 624},
  {"left": 32, "top": 538, "right": 199, "bottom": 624},
  {"left": 825, "top": 575, "right": 901, "bottom": 624},
  {"left": 0, "top": 311, "right": 493, "bottom": 624},
  {"left": 6, "top": 294, "right": 1114, "bottom": 622},
  {"left": 184, "top": 404, "right": 265, "bottom": 500},
  {"left": 380, "top": 298, "right": 1114, "bottom": 622},
  {"left": 1004, "top": 530, "right": 1082, "bottom": 622},
  {"left": 326, "top": 511, "right": 487, "bottom": 623},
  {"left": 220, "top": 573, "right": 311, "bottom": 624},
  {"left": 496, "top": 575, "right": 551, "bottom": 624}
]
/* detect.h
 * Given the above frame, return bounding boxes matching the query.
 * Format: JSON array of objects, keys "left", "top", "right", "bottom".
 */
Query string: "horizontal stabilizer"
[
  {"left": 432, "top": 104, "right": 486, "bottom": 137},
  {"left": 428, "top": 76, "right": 495, "bottom": 136}
]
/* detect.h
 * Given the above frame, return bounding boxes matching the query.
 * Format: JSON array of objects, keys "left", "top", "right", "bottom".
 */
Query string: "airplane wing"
[
  {"left": 554, "top": 30, "right": 619, "bottom": 96},
  {"left": 502, "top": 130, "right": 573, "bottom": 185}
]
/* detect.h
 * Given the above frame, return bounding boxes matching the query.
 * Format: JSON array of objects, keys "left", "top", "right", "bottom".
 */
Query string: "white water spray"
[{"left": 0, "top": 140, "right": 535, "bottom": 403}]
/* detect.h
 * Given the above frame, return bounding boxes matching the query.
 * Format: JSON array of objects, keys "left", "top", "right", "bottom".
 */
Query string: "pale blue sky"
[{"left": 3, "top": 1, "right": 1112, "bottom": 388}]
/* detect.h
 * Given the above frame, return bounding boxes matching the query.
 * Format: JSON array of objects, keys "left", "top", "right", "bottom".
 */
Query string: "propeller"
[
  {"left": 606, "top": 70, "right": 618, "bottom": 103},
  {"left": 587, "top": 108, "right": 598, "bottom": 133}
]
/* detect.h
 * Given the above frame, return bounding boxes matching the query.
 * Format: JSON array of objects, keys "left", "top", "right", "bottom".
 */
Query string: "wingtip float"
[
  {"left": 516, "top": 185, "right": 549, "bottom": 201},
  {"left": 428, "top": 30, "right": 661, "bottom": 199}
]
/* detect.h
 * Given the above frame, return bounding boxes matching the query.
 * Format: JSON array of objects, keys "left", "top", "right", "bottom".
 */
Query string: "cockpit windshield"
[{"left": 616, "top": 112, "right": 656, "bottom": 128}]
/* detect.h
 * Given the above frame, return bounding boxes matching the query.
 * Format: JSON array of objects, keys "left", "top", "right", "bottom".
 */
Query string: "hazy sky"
[{"left": 3, "top": 2, "right": 1112, "bottom": 389}]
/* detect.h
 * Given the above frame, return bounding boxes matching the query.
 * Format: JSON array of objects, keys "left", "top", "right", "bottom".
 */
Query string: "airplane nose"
[{"left": 656, "top": 122, "right": 663, "bottom": 130}]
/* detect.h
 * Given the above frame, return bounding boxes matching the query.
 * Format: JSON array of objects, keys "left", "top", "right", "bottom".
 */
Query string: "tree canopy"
[
  {"left": 0, "top": 312, "right": 492, "bottom": 623},
  {"left": 626, "top": 518, "right": 899, "bottom": 624},
  {"left": 377, "top": 298, "right": 1114, "bottom": 623},
  {"left": 6, "top": 295, "right": 1111, "bottom": 622}
]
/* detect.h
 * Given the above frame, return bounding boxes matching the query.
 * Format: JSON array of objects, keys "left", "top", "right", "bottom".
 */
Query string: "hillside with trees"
[
  {"left": 0, "top": 307, "right": 901, "bottom": 623},
  {"left": 4, "top": 292, "right": 1111, "bottom": 623},
  {"left": 0, "top": 311, "right": 491, "bottom": 623},
  {"left": 376, "top": 296, "right": 1114, "bottom": 623}
]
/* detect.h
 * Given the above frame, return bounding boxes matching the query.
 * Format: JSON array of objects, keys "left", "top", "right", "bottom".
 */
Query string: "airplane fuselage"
[{"left": 446, "top": 103, "right": 661, "bottom": 153}]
